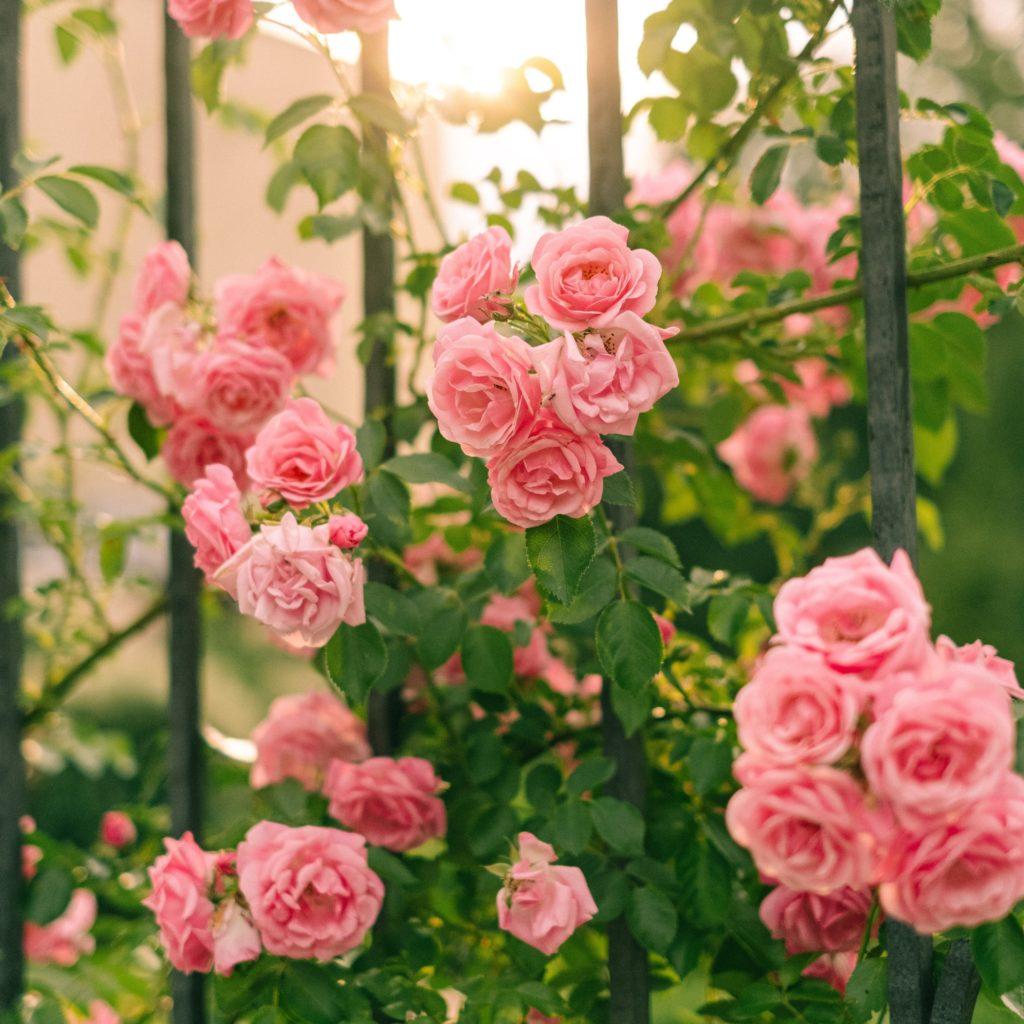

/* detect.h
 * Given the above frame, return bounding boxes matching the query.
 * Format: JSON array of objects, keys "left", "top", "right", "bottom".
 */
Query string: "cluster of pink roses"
[
  {"left": 726, "top": 547, "right": 1023, "bottom": 991},
  {"left": 428, "top": 218, "right": 680, "bottom": 529},
  {"left": 167, "top": 0, "right": 396, "bottom": 40}
]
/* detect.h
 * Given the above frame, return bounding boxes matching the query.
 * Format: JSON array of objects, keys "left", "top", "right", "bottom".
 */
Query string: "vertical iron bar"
[
  {"left": 0, "top": 0, "right": 25, "bottom": 1013},
  {"left": 585, "top": 3, "right": 649, "bottom": 1023},
  {"left": 163, "top": 12, "right": 205, "bottom": 1024}
]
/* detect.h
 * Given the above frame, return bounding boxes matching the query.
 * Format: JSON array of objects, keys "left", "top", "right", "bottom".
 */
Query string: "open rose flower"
[
  {"left": 105, "top": 314, "right": 178, "bottom": 426},
  {"left": 292, "top": 0, "right": 397, "bottom": 34},
  {"left": 532, "top": 312, "right": 679, "bottom": 435},
  {"left": 24, "top": 889, "right": 97, "bottom": 966},
  {"left": 251, "top": 690, "right": 370, "bottom": 791},
  {"left": 163, "top": 414, "right": 253, "bottom": 490},
  {"left": 133, "top": 241, "right": 190, "bottom": 316},
  {"left": 140, "top": 302, "right": 203, "bottom": 401},
  {"left": 525, "top": 216, "right": 661, "bottom": 331},
  {"left": 427, "top": 318, "right": 541, "bottom": 458},
  {"left": 217, "top": 513, "right": 365, "bottom": 648},
  {"left": 236, "top": 822, "right": 384, "bottom": 960},
  {"left": 780, "top": 358, "right": 852, "bottom": 418},
  {"left": 760, "top": 885, "right": 873, "bottom": 954},
  {"left": 497, "top": 832, "right": 597, "bottom": 955},
  {"left": 324, "top": 756, "right": 447, "bottom": 851},
  {"left": 934, "top": 634, "right": 1023, "bottom": 698},
  {"left": 487, "top": 413, "right": 622, "bottom": 528},
  {"left": 211, "top": 895, "right": 261, "bottom": 976},
  {"left": 168, "top": 0, "right": 253, "bottom": 39},
  {"left": 431, "top": 226, "right": 519, "bottom": 323},
  {"left": 182, "top": 463, "right": 252, "bottom": 578}
]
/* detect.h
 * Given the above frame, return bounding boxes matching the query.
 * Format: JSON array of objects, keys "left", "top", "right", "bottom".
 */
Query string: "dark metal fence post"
[
  {"left": 585, "top": 3, "right": 649, "bottom": 1022},
  {"left": 0, "top": 0, "right": 25, "bottom": 1014},
  {"left": 163, "top": 12, "right": 205, "bottom": 1024}
]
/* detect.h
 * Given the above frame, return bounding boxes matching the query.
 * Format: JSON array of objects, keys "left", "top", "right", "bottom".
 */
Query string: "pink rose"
[
  {"left": 328, "top": 513, "right": 368, "bottom": 549},
  {"left": 167, "top": 0, "right": 253, "bottom": 39},
  {"left": 995, "top": 132, "right": 1024, "bottom": 181},
  {"left": 803, "top": 952, "right": 858, "bottom": 994},
  {"left": 133, "top": 241, "right": 190, "bottom": 317},
  {"left": 525, "top": 216, "right": 661, "bottom": 331},
  {"left": 879, "top": 773, "right": 1024, "bottom": 933},
  {"left": 82, "top": 1001, "right": 121, "bottom": 1024},
  {"left": 427, "top": 318, "right": 541, "bottom": 458},
  {"left": 324, "top": 756, "right": 447, "bottom": 852},
  {"left": 217, "top": 513, "right": 366, "bottom": 648},
  {"left": 292, "top": 0, "right": 397, "bottom": 34},
  {"left": 760, "top": 884, "right": 873, "bottom": 954},
  {"left": 861, "top": 666, "right": 1014, "bottom": 824},
  {"left": 245, "top": 398, "right": 363, "bottom": 508},
  {"left": 211, "top": 896, "right": 261, "bottom": 976},
  {"left": 780, "top": 358, "right": 852, "bottom": 419},
  {"left": 215, "top": 257, "right": 345, "bottom": 376},
  {"left": 105, "top": 314, "right": 178, "bottom": 426},
  {"left": 142, "top": 832, "right": 215, "bottom": 974},
  {"left": 934, "top": 634, "right": 1023, "bottom": 698},
  {"left": 431, "top": 227, "right": 519, "bottom": 323},
  {"left": 100, "top": 811, "right": 137, "bottom": 849},
  {"left": 487, "top": 413, "right": 623, "bottom": 529},
  {"left": 716, "top": 405, "right": 817, "bottom": 505},
  {"left": 734, "top": 647, "right": 862, "bottom": 768},
  {"left": 22, "top": 844, "right": 42, "bottom": 880},
  {"left": 772, "top": 548, "right": 931, "bottom": 682},
  {"left": 725, "top": 767, "right": 888, "bottom": 893},
  {"left": 139, "top": 302, "right": 202, "bottom": 400},
  {"left": 532, "top": 313, "right": 679, "bottom": 436},
  {"left": 403, "top": 534, "right": 482, "bottom": 585},
  {"left": 163, "top": 414, "right": 253, "bottom": 489},
  {"left": 24, "top": 889, "right": 97, "bottom": 966},
  {"left": 182, "top": 340, "right": 293, "bottom": 435},
  {"left": 653, "top": 614, "right": 676, "bottom": 647},
  {"left": 481, "top": 589, "right": 550, "bottom": 677},
  {"left": 497, "top": 832, "right": 597, "bottom": 955},
  {"left": 251, "top": 690, "right": 370, "bottom": 791},
  {"left": 182, "top": 463, "right": 252, "bottom": 579},
  {"left": 236, "top": 821, "right": 384, "bottom": 959}
]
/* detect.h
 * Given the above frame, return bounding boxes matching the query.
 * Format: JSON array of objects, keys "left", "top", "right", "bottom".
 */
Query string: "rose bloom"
[
  {"left": 497, "top": 832, "right": 597, "bottom": 955},
  {"left": 251, "top": 690, "right": 370, "bottom": 791},
  {"left": 861, "top": 666, "right": 1014, "bottom": 824},
  {"left": 217, "top": 513, "right": 366, "bottom": 649},
  {"left": 236, "top": 822, "right": 384, "bottom": 960},
  {"left": 403, "top": 534, "right": 482, "bottom": 585},
  {"left": 105, "top": 314, "right": 178, "bottom": 427},
  {"left": 168, "top": 0, "right": 253, "bottom": 38},
  {"left": 211, "top": 896, "right": 261, "bottom": 977},
  {"left": 100, "top": 810, "right": 137, "bottom": 849},
  {"left": 133, "top": 241, "right": 190, "bottom": 317},
  {"left": 532, "top": 313, "right": 679, "bottom": 436},
  {"left": 215, "top": 257, "right": 345, "bottom": 377},
  {"left": 292, "top": 0, "right": 397, "bottom": 34},
  {"left": 717, "top": 405, "right": 817, "bottom": 505},
  {"left": 772, "top": 547, "right": 931, "bottom": 682},
  {"left": 163, "top": 414, "right": 253, "bottom": 490},
  {"left": 328, "top": 513, "right": 368, "bottom": 549},
  {"left": 735, "top": 647, "right": 862, "bottom": 768},
  {"left": 24, "top": 889, "right": 97, "bottom": 966},
  {"left": 725, "top": 767, "right": 888, "bottom": 894},
  {"left": 803, "top": 952, "right": 858, "bottom": 995},
  {"left": 324, "top": 756, "right": 447, "bottom": 852},
  {"left": 246, "top": 397, "right": 363, "bottom": 508},
  {"left": 427, "top": 318, "right": 541, "bottom": 458},
  {"left": 431, "top": 226, "right": 519, "bottom": 323},
  {"left": 879, "top": 773, "right": 1024, "bottom": 934},
  {"left": 182, "top": 463, "right": 252, "bottom": 579},
  {"left": 934, "top": 634, "right": 1023, "bottom": 698},
  {"left": 142, "top": 832, "right": 215, "bottom": 974},
  {"left": 760, "top": 884, "right": 873, "bottom": 954},
  {"left": 780, "top": 358, "right": 852, "bottom": 419},
  {"left": 487, "top": 413, "right": 622, "bottom": 529},
  {"left": 139, "top": 302, "right": 202, "bottom": 400}
]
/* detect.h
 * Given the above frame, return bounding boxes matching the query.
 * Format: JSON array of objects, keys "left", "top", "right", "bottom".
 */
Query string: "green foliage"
[{"left": 526, "top": 515, "right": 596, "bottom": 604}]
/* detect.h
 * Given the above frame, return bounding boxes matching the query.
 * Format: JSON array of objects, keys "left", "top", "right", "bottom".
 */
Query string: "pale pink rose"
[
  {"left": 717, "top": 405, "right": 817, "bottom": 505},
  {"left": 182, "top": 340, "right": 293, "bottom": 436},
  {"left": 772, "top": 548, "right": 931, "bottom": 682},
  {"left": 163, "top": 414, "right": 253, "bottom": 489},
  {"left": 139, "top": 302, "right": 202, "bottom": 400},
  {"left": 22, "top": 845, "right": 42, "bottom": 881},
  {"left": 803, "top": 952, "right": 858, "bottom": 994},
  {"left": 934, "top": 634, "right": 1023, "bottom": 698},
  {"left": 497, "top": 832, "right": 597, "bottom": 955},
  {"left": 481, "top": 590, "right": 551, "bottom": 678},
  {"left": 133, "top": 241, "right": 190, "bottom": 317},
  {"left": 428, "top": 318, "right": 541, "bottom": 458},
  {"left": 182, "top": 463, "right": 252, "bottom": 579},
  {"left": 251, "top": 690, "right": 370, "bottom": 791},
  {"left": 211, "top": 896, "right": 261, "bottom": 976},
  {"left": 105, "top": 314, "right": 178, "bottom": 426},
  {"left": 780, "top": 358, "right": 852, "bottom": 419},
  {"left": 653, "top": 614, "right": 676, "bottom": 647},
  {"left": 245, "top": 398, "right": 363, "bottom": 509},
  {"left": 487, "top": 413, "right": 623, "bottom": 529},
  {"left": 725, "top": 767, "right": 888, "bottom": 894},
  {"left": 760, "top": 885, "right": 873, "bottom": 954},
  {"left": 217, "top": 514, "right": 366, "bottom": 648},
  {"left": 100, "top": 811, "right": 137, "bottom": 849},
  {"left": 328, "top": 514, "right": 368, "bottom": 549},
  {"left": 214, "top": 257, "right": 345, "bottom": 377},
  {"left": 525, "top": 216, "right": 661, "bottom": 331},
  {"left": 24, "top": 889, "right": 97, "bottom": 966},
  {"left": 432, "top": 227, "right": 519, "bottom": 323},
  {"left": 879, "top": 773, "right": 1024, "bottom": 934},
  {"left": 324, "top": 756, "right": 447, "bottom": 852},
  {"left": 142, "top": 832, "right": 215, "bottom": 974},
  {"left": 861, "top": 666, "right": 1014, "bottom": 825},
  {"left": 167, "top": 0, "right": 253, "bottom": 38},
  {"left": 82, "top": 1000, "right": 121, "bottom": 1024},
  {"left": 403, "top": 534, "right": 482, "bottom": 585},
  {"left": 532, "top": 313, "right": 679, "bottom": 436},
  {"left": 734, "top": 647, "right": 862, "bottom": 768},
  {"left": 292, "top": 0, "right": 397, "bottom": 34},
  {"left": 236, "top": 821, "right": 384, "bottom": 960}
]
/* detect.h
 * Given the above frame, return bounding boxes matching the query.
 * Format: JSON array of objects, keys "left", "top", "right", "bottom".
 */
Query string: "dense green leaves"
[
  {"left": 596, "top": 600, "right": 662, "bottom": 691},
  {"left": 526, "top": 515, "right": 596, "bottom": 604},
  {"left": 37, "top": 175, "right": 98, "bottom": 227},
  {"left": 627, "top": 887, "right": 678, "bottom": 954},
  {"left": 462, "top": 624, "right": 513, "bottom": 694},
  {"left": 324, "top": 621, "right": 387, "bottom": 704},
  {"left": 972, "top": 917, "right": 1024, "bottom": 996}
]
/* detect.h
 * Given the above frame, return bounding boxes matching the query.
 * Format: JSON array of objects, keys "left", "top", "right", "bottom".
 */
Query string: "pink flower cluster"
[
  {"left": 428, "top": 219, "right": 679, "bottom": 528},
  {"left": 726, "top": 547, "right": 1024, "bottom": 988},
  {"left": 167, "top": 0, "right": 395, "bottom": 39}
]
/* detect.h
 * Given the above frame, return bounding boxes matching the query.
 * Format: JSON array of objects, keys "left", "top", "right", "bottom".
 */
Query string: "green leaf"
[
  {"left": 662, "top": 46, "right": 737, "bottom": 119},
  {"left": 355, "top": 419, "right": 387, "bottom": 471},
  {"left": 485, "top": 532, "right": 530, "bottom": 595},
  {"left": 648, "top": 96, "right": 689, "bottom": 142},
  {"left": 462, "top": 624, "right": 513, "bottom": 694},
  {"left": 348, "top": 92, "right": 411, "bottom": 134},
  {"left": 845, "top": 957, "right": 888, "bottom": 1023},
  {"left": 707, "top": 593, "right": 749, "bottom": 646},
  {"left": 68, "top": 164, "right": 136, "bottom": 199},
  {"left": 553, "top": 798, "right": 593, "bottom": 855},
  {"left": 55, "top": 23, "right": 81, "bottom": 64},
  {"left": 602, "top": 470, "right": 637, "bottom": 507},
  {"left": 127, "top": 402, "right": 161, "bottom": 460},
  {"left": 293, "top": 124, "right": 360, "bottom": 209},
  {"left": 627, "top": 887, "right": 678, "bottom": 954},
  {"left": 363, "top": 581, "right": 420, "bottom": 636},
  {"left": 71, "top": 7, "right": 117, "bottom": 35},
  {"left": 265, "top": 160, "right": 302, "bottom": 213},
  {"left": 590, "top": 796, "right": 645, "bottom": 856},
  {"left": 750, "top": 144, "right": 789, "bottom": 205},
  {"left": 99, "top": 529, "right": 127, "bottom": 583},
  {"left": 687, "top": 736, "right": 734, "bottom": 796},
  {"left": 624, "top": 556, "right": 692, "bottom": 610},
  {"left": 547, "top": 555, "right": 618, "bottom": 626},
  {"left": 280, "top": 962, "right": 370, "bottom": 1024},
  {"left": 618, "top": 526, "right": 681, "bottom": 568},
  {"left": 525, "top": 763, "right": 562, "bottom": 813},
  {"left": 450, "top": 182, "right": 480, "bottom": 204},
  {"left": 37, "top": 175, "right": 99, "bottom": 227},
  {"left": 382, "top": 452, "right": 472, "bottom": 494},
  {"left": 0, "top": 198, "right": 28, "bottom": 250},
  {"left": 992, "top": 178, "right": 1015, "bottom": 218},
  {"left": 525, "top": 514, "right": 596, "bottom": 604},
  {"left": 362, "top": 469, "right": 410, "bottom": 548},
  {"left": 297, "top": 213, "right": 362, "bottom": 243},
  {"left": 815, "top": 134, "right": 848, "bottom": 166},
  {"left": 973, "top": 917, "right": 1024, "bottom": 996},
  {"left": 412, "top": 588, "right": 466, "bottom": 669},
  {"left": 26, "top": 866, "right": 73, "bottom": 925},
  {"left": 324, "top": 621, "right": 387, "bottom": 704},
  {"left": 566, "top": 757, "right": 616, "bottom": 797},
  {"left": 264, "top": 94, "right": 334, "bottom": 146},
  {"left": 596, "top": 600, "right": 662, "bottom": 691},
  {"left": 611, "top": 682, "right": 650, "bottom": 736},
  {"left": 191, "top": 40, "right": 242, "bottom": 113}
]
